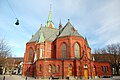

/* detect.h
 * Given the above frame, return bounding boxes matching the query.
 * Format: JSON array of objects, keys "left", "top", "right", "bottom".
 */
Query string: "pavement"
[{"left": 0, "top": 75, "right": 120, "bottom": 80}]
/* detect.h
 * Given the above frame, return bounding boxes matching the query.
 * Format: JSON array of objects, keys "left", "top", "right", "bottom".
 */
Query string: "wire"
[
  {"left": 6, "top": 0, "right": 18, "bottom": 19},
  {"left": 6, "top": 0, "right": 31, "bottom": 37}
]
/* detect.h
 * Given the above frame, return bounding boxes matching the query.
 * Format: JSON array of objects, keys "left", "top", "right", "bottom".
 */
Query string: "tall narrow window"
[
  {"left": 104, "top": 66, "right": 107, "bottom": 73},
  {"left": 48, "top": 64, "right": 52, "bottom": 73},
  {"left": 40, "top": 49, "right": 43, "bottom": 58},
  {"left": 106, "top": 66, "right": 108, "bottom": 72},
  {"left": 28, "top": 48, "right": 33, "bottom": 62},
  {"left": 52, "top": 65, "right": 56, "bottom": 73},
  {"left": 74, "top": 43, "right": 80, "bottom": 58},
  {"left": 56, "top": 65, "right": 60, "bottom": 73},
  {"left": 37, "top": 48, "right": 39, "bottom": 59},
  {"left": 39, "top": 64, "right": 42, "bottom": 72},
  {"left": 101, "top": 66, "right": 104, "bottom": 71},
  {"left": 62, "top": 43, "right": 67, "bottom": 59}
]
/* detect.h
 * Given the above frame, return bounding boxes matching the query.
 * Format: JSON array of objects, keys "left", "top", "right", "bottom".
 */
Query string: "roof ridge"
[{"left": 58, "top": 21, "right": 81, "bottom": 37}]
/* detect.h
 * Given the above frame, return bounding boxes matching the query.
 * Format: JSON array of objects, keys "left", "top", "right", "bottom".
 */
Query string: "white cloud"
[
  {"left": 1, "top": 0, "right": 120, "bottom": 56},
  {"left": 91, "top": 0, "right": 120, "bottom": 46}
]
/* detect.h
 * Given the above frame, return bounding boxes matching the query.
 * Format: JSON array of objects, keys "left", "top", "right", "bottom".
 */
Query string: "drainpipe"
[{"left": 62, "top": 58, "right": 64, "bottom": 79}]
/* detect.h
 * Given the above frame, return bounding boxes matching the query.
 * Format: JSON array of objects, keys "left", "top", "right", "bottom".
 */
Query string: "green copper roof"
[
  {"left": 29, "top": 27, "right": 59, "bottom": 42},
  {"left": 38, "top": 32, "right": 45, "bottom": 43},
  {"left": 45, "top": 6, "right": 55, "bottom": 28},
  {"left": 48, "top": 9, "right": 52, "bottom": 22}
]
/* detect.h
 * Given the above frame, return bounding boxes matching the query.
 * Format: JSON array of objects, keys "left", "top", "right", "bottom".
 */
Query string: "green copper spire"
[
  {"left": 48, "top": 4, "right": 52, "bottom": 22},
  {"left": 46, "top": 4, "right": 55, "bottom": 28}
]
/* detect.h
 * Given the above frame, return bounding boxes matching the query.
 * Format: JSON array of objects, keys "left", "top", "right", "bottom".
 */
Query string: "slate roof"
[
  {"left": 29, "top": 21, "right": 82, "bottom": 42},
  {"left": 58, "top": 21, "right": 81, "bottom": 37},
  {"left": 29, "top": 27, "right": 59, "bottom": 42}
]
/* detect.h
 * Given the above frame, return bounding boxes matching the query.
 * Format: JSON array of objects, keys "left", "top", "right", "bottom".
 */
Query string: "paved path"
[{"left": 0, "top": 75, "right": 120, "bottom": 80}]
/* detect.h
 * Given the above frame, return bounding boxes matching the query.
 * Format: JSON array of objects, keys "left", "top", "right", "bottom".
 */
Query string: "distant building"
[
  {"left": 22, "top": 8, "right": 112, "bottom": 79},
  {"left": 1, "top": 57, "right": 23, "bottom": 75},
  {"left": 93, "top": 54, "right": 120, "bottom": 75}
]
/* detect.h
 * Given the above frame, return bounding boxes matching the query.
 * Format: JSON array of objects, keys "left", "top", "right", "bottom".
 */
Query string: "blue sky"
[{"left": 0, "top": 0, "right": 120, "bottom": 57}]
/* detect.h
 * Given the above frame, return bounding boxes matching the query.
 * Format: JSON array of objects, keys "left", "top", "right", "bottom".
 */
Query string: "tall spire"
[
  {"left": 48, "top": 4, "right": 52, "bottom": 22},
  {"left": 59, "top": 19, "right": 62, "bottom": 29},
  {"left": 59, "top": 19, "right": 63, "bottom": 35},
  {"left": 46, "top": 4, "right": 55, "bottom": 28}
]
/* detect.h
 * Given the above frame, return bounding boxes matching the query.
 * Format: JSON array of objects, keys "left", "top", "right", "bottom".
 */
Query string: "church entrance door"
[{"left": 84, "top": 64, "right": 88, "bottom": 79}]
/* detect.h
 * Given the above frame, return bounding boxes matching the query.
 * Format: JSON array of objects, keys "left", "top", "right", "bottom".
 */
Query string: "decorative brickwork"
[{"left": 22, "top": 9, "right": 112, "bottom": 79}]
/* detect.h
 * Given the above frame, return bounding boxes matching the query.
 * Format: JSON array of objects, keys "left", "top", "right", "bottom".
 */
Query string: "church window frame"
[
  {"left": 74, "top": 42, "right": 80, "bottom": 58},
  {"left": 28, "top": 47, "right": 34, "bottom": 62},
  {"left": 62, "top": 43, "right": 67, "bottom": 59},
  {"left": 39, "top": 64, "right": 42, "bottom": 72},
  {"left": 56, "top": 65, "right": 60, "bottom": 73},
  {"left": 52, "top": 65, "right": 56, "bottom": 73},
  {"left": 48, "top": 64, "right": 52, "bottom": 73}
]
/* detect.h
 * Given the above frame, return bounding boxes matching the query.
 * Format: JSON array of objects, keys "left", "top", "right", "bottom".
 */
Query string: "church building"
[{"left": 22, "top": 8, "right": 112, "bottom": 79}]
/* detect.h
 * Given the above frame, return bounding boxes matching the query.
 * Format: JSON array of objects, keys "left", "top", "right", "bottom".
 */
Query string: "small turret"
[
  {"left": 59, "top": 19, "right": 63, "bottom": 35},
  {"left": 59, "top": 19, "right": 62, "bottom": 29}
]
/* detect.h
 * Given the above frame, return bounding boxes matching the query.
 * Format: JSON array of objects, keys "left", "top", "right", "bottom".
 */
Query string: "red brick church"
[{"left": 22, "top": 8, "right": 112, "bottom": 79}]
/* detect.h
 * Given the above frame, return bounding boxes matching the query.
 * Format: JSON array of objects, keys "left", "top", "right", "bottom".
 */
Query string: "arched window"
[
  {"left": 56, "top": 65, "right": 60, "bottom": 73},
  {"left": 28, "top": 48, "right": 33, "bottom": 62},
  {"left": 39, "top": 64, "right": 42, "bottom": 72},
  {"left": 62, "top": 43, "right": 67, "bottom": 59},
  {"left": 74, "top": 43, "right": 80, "bottom": 58},
  {"left": 52, "top": 65, "right": 56, "bottom": 73},
  {"left": 48, "top": 64, "right": 52, "bottom": 73}
]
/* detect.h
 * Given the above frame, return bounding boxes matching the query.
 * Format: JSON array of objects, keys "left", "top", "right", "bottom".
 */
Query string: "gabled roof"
[
  {"left": 29, "top": 27, "right": 59, "bottom": 42},
  {"left": 58, "top": 21, "right": 82, "bottom": 37}
]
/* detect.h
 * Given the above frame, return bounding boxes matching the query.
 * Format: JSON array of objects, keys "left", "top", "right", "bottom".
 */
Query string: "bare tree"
[
  {"left": 0, "top": 39, "right": 12, "bottom": 74},
  {"left": 0, "top": 39, "right": 11, "bottom": 58}
]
